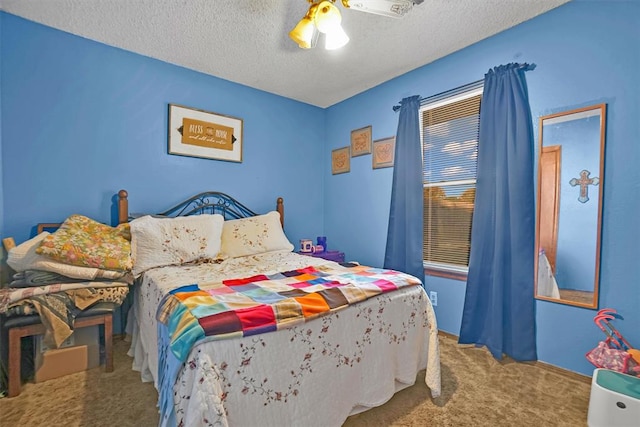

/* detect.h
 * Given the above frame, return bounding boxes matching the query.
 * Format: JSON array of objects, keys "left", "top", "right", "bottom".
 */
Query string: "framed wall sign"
[
  {"left": 350, "top": 125, "right": 372, "bottom": 157},
  {"left": 168, "top": 104, "right": 243, "bottom": 162},
  {"left": 331, "top": 146, "right": 351, "bottom": 175},
  {"left": 372, "top": 136, "right": 395, "bottom": 169}
]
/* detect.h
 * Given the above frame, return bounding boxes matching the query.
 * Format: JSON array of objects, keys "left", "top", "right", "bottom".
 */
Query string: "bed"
[{"left": 116, "top": 190, "right": 441, "bottom": 427}]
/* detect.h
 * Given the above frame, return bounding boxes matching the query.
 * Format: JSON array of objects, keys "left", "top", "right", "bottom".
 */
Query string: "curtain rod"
[
  {"left": 392, "top": 62, "right": 535, "bottom": 112},
  {"left": 392, "top": 79, "right": 484, "bottom": 112}
]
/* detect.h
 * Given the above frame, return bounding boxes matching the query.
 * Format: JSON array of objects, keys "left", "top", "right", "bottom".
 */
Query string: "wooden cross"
[{"left": 569, "top": 169, "right": 599, "bottom": 203}]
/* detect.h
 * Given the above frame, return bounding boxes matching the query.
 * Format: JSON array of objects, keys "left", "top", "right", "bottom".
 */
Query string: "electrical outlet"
[{"left": 429, "top": 291, "right": 438, "bottom": 307}]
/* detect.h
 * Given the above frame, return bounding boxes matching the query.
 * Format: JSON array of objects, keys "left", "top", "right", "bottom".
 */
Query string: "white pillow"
[
  {"left": 220, "top": 211, "right": 293, "bottom": 258},
  {"left": 130, "top": 214, "right": 224, "bottom": 277},
  {"left": 7, "top": 232, "right": 128, "bottom": 280}
]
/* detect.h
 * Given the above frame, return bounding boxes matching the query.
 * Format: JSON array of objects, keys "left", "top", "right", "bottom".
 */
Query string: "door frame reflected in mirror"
[{"left": 534, "top": 103, "right": 606, "bottom": 309}]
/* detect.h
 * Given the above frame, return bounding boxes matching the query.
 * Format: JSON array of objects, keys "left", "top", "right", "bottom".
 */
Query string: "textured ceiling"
[{"left": 1, "top": 0, "right": 570, "bottom": 107}]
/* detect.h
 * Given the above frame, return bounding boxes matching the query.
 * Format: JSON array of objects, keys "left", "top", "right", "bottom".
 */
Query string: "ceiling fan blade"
[{"left": 344, "top": 0, "right": 420, "bottom": 18}]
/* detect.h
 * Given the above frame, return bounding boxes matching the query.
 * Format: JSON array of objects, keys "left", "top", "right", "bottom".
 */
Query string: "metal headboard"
[
  {"left": 117, "top": 190, "right": 285, "bottom": 228},
  {"left": 158, "top": 191, "right": 257, "bottom": 219}
]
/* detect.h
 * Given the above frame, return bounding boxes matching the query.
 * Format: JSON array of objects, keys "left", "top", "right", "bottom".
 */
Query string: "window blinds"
[{"left": 421, "top": 93, "right": 481, "bottom": 269}]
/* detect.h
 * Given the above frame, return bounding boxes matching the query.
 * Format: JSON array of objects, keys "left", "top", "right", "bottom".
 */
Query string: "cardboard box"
[
  {"left": 36, "top": 325, "right": 99, "bottom": 353},
  {"left": 34, "top": 344, "right": 100, "bottom": 382},
  {"left": 34, "top": 325, "right": 101, "bottom": 383}
]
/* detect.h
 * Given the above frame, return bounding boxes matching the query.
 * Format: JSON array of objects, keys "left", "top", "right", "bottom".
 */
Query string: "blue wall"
[
  {"left": 324, "top": 0, "right": 640, "bottom": 376},
  {"left": 1, "top": 1, "right": 638, "bottom": 377},
  {"left": 0, "top": 14, "right": 326, "bottom": 248}
]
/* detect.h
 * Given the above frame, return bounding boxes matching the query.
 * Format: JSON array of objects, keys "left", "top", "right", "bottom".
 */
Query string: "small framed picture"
[
  {"left": 372, "top": 137, "right": 395, "bottom": 169},
  {"left": 350, "top": 125, "right": 372, "bottom": 157},
  {"left": 331, "top": 147, "right": 351, "bottom": 175},
  {"left": 168, "top": 104, "right": 243, "bottom": 162}
]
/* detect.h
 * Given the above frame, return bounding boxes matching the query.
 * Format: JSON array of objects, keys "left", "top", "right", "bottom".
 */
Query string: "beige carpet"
[{"left": 0, "top": 334, "right": 592, "bottom": 426}]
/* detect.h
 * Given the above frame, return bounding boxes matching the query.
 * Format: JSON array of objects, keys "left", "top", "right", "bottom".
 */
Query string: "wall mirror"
[{"left": 535, "top": 104, "right": 606, "bottom": 309}]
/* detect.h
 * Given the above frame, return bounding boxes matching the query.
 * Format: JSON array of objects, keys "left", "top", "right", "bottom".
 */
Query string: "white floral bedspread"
[{"left": 127, "top": 251, "right": 440, "bottom": 427}]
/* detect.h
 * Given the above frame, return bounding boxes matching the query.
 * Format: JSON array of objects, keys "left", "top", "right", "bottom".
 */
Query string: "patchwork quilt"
[{"left": 157, "top": 264, "right": 422, "bottom": 361}]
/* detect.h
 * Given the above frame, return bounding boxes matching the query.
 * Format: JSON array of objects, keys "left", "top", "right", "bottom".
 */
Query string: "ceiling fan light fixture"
[{"left": 290, "top": 0, "right": 421, "bottom": 50}]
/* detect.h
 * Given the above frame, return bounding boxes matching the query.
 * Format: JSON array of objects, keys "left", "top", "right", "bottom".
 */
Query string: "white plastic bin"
[{"left": 587, "top": 368, "right": 640, "bottom": 427}]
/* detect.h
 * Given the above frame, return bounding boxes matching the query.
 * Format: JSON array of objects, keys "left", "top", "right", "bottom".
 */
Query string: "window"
[{"left": 420, "top": 84, "right": 482, "bottom": 278}]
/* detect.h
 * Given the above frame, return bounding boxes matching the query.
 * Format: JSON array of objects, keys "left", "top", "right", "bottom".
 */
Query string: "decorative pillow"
[
  {"left": 130, "top": 214, "right": 224, "bottom": 277},
  {"left": 35, "top": 215, "right": 132, "bottom": 271},
  {"left": 7, "top": 232, "right": 129, "bottom": 281},
  {"left": 220, "top": 211, "right": 293, "bottom": 258}
]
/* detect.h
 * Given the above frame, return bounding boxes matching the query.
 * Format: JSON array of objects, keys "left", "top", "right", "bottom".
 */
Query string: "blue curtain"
[
  {"left": 384, "top": 95, "right": 424, "bottom": 281},
  {"left": 458, "top": 63, "right": 537, "bottom": 361}
]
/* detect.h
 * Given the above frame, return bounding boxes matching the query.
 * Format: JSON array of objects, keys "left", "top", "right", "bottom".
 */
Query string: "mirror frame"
[{"left": 534, "top": 103, "right": 606, "bottom": 309}]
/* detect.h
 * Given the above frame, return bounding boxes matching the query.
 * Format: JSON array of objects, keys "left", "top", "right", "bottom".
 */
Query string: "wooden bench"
[
  {"left": 2, "top": 233, "right": 115, "bottom": 397},
  {"left": 2, "top": 305, "right": 114, "bottom": 397}
]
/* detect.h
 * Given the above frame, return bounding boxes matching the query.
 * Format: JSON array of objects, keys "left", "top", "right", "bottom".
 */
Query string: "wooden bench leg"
[
  {"left": 7, "top": 323, "right": 45, "bottom": 398},
  {"left": 104, "top": 314, "right": 113, "bottom": 372},
  {"left": 8, "top": 327, "right": 22, "bottom": 398}
]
